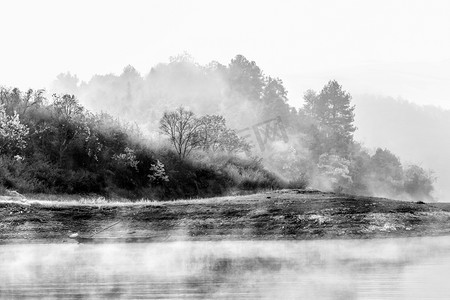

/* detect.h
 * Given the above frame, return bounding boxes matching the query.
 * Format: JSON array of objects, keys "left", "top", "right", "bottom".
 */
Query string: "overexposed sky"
[{"left": 1, "top": 0, "right": 450, "bottom": 108}]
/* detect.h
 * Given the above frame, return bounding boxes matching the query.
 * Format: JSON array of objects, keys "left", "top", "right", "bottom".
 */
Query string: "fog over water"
[{"left": 2, "top": 237, "right": 450, "bottom": 299}]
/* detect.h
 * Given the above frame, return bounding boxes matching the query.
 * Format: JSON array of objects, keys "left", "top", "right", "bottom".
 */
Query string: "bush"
[
  {"left": 151, "top": 152, "right": 231, "bottom": 199},
  {"left": 200, "top": 153, "right": 284, "bottom": 191},
  {"left": 286, "top": 174, "right": 309, "bottom": 189},
  {"left": 404, "top": 165, "right": 435, "bottom": 201}
]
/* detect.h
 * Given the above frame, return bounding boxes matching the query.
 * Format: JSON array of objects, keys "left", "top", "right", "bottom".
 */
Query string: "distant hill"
[{"left": 353, "top": 94, "right": 450, "bottom": 201}]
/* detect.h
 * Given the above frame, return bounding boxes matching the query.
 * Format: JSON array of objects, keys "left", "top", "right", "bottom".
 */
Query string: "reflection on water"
[{"left": 1, "top": 237, "right": 450, "bottom": 299}]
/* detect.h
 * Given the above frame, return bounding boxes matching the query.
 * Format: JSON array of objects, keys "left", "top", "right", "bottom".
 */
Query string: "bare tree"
[{"left": 159, "top": 107, "right": 202, "bottom": 159}]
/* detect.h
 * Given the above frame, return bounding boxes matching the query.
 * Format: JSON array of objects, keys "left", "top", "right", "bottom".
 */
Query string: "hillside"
[{"left": 1, "top": 190, "right": 450, "bottom": 244}]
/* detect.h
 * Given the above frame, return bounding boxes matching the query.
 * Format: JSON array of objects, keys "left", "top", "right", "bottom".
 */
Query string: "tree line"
[
  {"left": 0, "top": 87, "right": 282, "bottom": 199},
  {"left": 0, "top": 54, "right": 436, "bottom": 201},
  {"left": 151, "top": 56, "right": 434, "bottom": 201}
]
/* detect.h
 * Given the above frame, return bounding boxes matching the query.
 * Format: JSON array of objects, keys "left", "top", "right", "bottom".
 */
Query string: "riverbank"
[{"left": 1, "top": 189, "right": 450, "bottom": 244}]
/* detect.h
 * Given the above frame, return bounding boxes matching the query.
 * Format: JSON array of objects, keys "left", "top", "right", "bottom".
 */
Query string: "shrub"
[
  {"left": 200, "top": 153, "right": 283, "bottom": 191},
  {"left": 148, "top": 160, "right": 169, "bottom": 184},
  {"left": 404, "top": 165, "right": 435, "bottom": 201},
  {"left": 317, "top": 153, "right": 352, "bottom": 192}
]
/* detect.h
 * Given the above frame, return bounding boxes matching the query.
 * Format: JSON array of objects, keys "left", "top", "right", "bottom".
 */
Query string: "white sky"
[{"left": 1, "top": 0, "right": 450, "bottom": 108}]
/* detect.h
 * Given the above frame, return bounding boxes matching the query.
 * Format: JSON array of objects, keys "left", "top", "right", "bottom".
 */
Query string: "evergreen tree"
[
  {"left": 227, "top": 55, "right": 264, "bottom": 101},
  {"left": 260, "top": 76, "right": 291, "bottom": 121},
  {"left": 303, "top": 80, "right": 356, "bottom": 156}
]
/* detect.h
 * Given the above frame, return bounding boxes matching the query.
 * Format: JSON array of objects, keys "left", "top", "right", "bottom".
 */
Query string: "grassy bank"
[{"left": 1, "top": 189, "right": 450, "bottom": 244}]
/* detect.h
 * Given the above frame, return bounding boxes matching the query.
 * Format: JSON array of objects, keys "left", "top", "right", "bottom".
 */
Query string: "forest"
[{"left": 0, "top": 54, "right": 435, "bottom": 201}]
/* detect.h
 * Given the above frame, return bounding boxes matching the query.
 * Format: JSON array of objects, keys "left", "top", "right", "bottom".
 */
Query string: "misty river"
[{"left": 1, "top": 237, "right": 450, "bottom": 299}]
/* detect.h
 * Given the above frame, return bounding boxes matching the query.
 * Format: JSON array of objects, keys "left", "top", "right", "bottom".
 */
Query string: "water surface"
[{"left": 1, "top": 237, "right": 450, "bottom": 299}]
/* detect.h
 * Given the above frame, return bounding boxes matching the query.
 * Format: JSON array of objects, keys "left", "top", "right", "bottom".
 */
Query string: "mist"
[
  {"left": 354, "top": 95, "right": 450, "bottom": 201},
  {"left": 47, "top": 55, "right": 439, "bottom": 201},
  {"left": 2, "top": 1, "right": 450, "bottom": 299},
  {"left": 2, "top": 237, "right": 450, "bottom": 299},
  {"left": 51, "top": 56, "right": 261, "bottom": 136}
]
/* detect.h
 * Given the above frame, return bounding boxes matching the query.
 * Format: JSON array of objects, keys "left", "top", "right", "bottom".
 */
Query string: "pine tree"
[
  {"left": 304, "top": 80, "right": 356, "bottom": 156},
  {"left": 227, "top": 55, "right": 264, "bottom": 102},
  {"left": 260, "top": 76, "right": 291, "bottom": 121}
]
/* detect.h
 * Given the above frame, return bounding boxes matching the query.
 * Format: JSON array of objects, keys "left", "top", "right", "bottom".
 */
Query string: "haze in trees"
[
  {"left": 0, "top": 87, "right": 284, "bottom": 199},
  {"left": 353, "top": 94, "right": 449, "bottom": 199},
  {"left": 0, "top": 54, "right": 436, "bottom": 201},
  {"left": 304, "top": 80, "right": 356, "bottom": 157}
]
